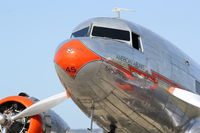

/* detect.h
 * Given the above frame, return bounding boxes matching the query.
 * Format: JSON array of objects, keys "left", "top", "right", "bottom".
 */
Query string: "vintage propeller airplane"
[{"left": 1, "top": 9, "right": 200, "bottom": 133}]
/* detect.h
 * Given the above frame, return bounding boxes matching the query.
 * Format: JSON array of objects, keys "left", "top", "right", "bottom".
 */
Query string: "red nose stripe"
[{"left": 54, "top": 40, "right": 102, "bottom": 77}]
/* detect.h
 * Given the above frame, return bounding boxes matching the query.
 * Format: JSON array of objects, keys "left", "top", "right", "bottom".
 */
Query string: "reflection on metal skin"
[{"left": 54, "top": 17, "right": 200, "bottom": 133}]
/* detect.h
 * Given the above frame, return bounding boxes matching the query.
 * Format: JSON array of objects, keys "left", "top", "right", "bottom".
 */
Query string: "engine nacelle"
[
  {"left": 184, "top": 118, "right": 200, "bottom": 133},
  {"left": 0, "top": 93, "right": 69, "bottom": 133}
]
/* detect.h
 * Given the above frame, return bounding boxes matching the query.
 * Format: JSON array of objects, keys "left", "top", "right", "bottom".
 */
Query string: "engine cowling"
[
  {"left": 0, "top": 94, "right": 69, "bottom": 133},
  {"left": 184, "top": 118, "right": 200, "bottom": 133}
]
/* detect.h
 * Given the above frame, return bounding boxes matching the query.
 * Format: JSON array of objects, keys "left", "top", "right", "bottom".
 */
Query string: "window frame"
[
  {"left": 131, "top": 32, "right": 144, "bottom": 52},
  {"left": 71, "top": 26, "right": 90, "bottom": 38},
  {"left": 90, "top": 24, "right": 143, "bottom": 52}
]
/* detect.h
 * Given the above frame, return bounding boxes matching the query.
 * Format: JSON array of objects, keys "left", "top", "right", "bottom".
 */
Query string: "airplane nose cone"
[{"left": 54, "top": 39, "right": 102, "bottom": 77}]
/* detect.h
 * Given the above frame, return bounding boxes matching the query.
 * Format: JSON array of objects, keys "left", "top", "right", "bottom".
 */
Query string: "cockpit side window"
[
  {"left": 71, "top": 27, "right": 89, "bottom": 38},
  {"left": 131, "top": 32, "right": 143, "bottom": 52},
  {"left": 91, "top": 26, "right": 130, "bottom": 41}
]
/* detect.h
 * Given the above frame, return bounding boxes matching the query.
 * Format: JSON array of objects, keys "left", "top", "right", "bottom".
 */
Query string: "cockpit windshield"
[
  {"left": 71, "top": 27, "right": 89, "bottom": 38},
  {"left": 91, "top": 26, "right": 130, "bottom": 42}
]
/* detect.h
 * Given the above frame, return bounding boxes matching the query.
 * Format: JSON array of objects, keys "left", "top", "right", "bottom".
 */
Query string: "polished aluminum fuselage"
[{"left": 55, "top": 18, "right": 200, "bottom": 133}]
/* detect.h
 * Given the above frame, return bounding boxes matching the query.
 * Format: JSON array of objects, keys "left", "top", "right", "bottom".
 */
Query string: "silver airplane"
[{"left": 1, "top": 17, "right": 200, "bottom": 133}]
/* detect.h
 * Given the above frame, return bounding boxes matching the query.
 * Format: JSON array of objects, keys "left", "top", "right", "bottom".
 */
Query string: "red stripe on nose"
[{"left": 54, "top": 40, "right": 102, "bottom": 77}]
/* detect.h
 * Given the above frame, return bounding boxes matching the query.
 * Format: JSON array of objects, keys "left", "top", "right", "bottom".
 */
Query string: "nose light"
[{"left": 66, "top": 48, "right": 74, "bottom": 54}]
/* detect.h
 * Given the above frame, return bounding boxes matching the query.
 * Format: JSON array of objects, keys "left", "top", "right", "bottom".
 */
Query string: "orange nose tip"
[{"left": 54, "top": 39, "right": 102, "bottom": 77}]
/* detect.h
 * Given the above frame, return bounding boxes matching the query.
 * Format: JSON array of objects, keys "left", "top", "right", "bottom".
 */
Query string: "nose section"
[{"left": 54, "top": 39, "right": 102, "bottom": 77}]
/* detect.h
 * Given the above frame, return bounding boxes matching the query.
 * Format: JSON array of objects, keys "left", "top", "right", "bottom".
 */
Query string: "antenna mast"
[{"left": 112, "top": 8, "right": 136, "bottom": 18}]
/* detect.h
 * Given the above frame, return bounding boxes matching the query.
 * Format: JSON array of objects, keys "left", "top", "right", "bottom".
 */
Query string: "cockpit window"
[
  {"left": 91, "top": 26, "right": 130, "bottom": 41},
  {"left": 91, "top": 26, "right": 143, "bottom": 52},
  {"left": 71, "top": 27, "right": 89, "bottom": 38},
  {"left": 132, "top": 32, "right": 142, "bottom": 51}
]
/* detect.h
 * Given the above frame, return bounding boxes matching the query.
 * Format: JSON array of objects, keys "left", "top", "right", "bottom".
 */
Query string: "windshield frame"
[{"left": 71, "top": 26, "right": 90, "bottom": 38}]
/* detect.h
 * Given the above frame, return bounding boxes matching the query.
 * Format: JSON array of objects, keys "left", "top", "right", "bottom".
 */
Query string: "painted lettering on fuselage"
[
  {"left": 116, "top": 55, "right": 146, "bottom": 71},
  {"left": 66, "top": 67, "right": 77, "bottom": 73}
]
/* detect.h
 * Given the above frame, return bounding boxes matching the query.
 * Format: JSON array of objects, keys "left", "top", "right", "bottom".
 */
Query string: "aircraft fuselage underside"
[{"left": 55, "top": 54, "right": 195, "bottom": 133}]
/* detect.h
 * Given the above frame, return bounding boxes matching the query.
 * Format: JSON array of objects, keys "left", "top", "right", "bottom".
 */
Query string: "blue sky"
[{"left": 0, "top": 0, "right": 200, "bottom": 129}]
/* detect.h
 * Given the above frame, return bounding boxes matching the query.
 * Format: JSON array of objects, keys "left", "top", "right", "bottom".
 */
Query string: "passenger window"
[
  {"left": 132, "top": 32, "right": 142, "bottom": 51},
  {"left": 71, "top": 27, "right": 89, "bottom": 38}
]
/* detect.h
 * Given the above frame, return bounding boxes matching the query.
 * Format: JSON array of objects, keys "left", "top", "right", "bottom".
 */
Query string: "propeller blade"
[
  {"left": 2, "top": 127, "right": 6, "bottom": 133},
  {"left": 168, "top": 87, "right": 200, "bottom": 108},
  {"left": 11, "top": 92, "right": 67, "bottom": 120},
  {"left": 0, "top": 114, "right": 5, "bottom": 125}
]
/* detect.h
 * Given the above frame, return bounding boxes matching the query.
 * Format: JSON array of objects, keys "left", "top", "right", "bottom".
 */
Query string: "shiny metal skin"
[
  {"left": 42, "top": 110, "right": 70, "bottom": 133},
  {"left": 55, "top": 17, "right": 200, "bottom": 133},
  {"left": 185, "top": 119, "right": 200, "bottom": 133},
  {"left": 67, "top": 129, "right": 103, "bottom": 133}
]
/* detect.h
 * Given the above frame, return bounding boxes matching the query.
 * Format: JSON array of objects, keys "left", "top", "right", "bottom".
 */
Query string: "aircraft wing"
[{"left": 168, "top": 87, "right": 200, "bottom": 108}]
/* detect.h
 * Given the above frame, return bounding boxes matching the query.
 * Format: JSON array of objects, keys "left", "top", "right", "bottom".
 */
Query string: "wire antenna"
[{"left": 112, "top": 8, "right": 136, "bottom": 18}]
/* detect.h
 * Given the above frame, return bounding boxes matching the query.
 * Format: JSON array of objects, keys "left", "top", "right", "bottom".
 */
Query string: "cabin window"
[
  {"left": 132, "top": 32, "right": 142, "bottom": 51},
  {"left": 71, "top": 27, "right": 89, "bottom": 38},
  {"left": 91, "top": 26, "right": 130, "bottom": 41}
]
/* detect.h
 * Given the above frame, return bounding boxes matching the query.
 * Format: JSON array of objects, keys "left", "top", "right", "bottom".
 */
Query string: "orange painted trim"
[
  {"left": 104, "top": 60, "right": 158, "bottom": 83},
  {"left": 105, "top": 59, "right": 132, "bottom": 75},
  {"left": 54, "top": 39, "right": 182, "bottom": 90},
  {"left": 168, "top": 87, "right": 175, "bottom": 94},
  {"left": 66, "top": 89, "right": 71, "bottom": 98},
  {"left": 129, "top": 65, "right": 158, "bottom": 83},
  {"left": 54, "top": 39, "right": 102, "bottom": 77},
  {"left": 0, "top": 96, "right": 43, "bottom": 133},
  {"left": 115, "top": 82, "right": 134, "bottom": 91},
  {"left": 106, "top": 60, "right": 183, "bottom": 90},
  {"left": 152, "top": 72, "right": 182, "bottom": 88}
]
